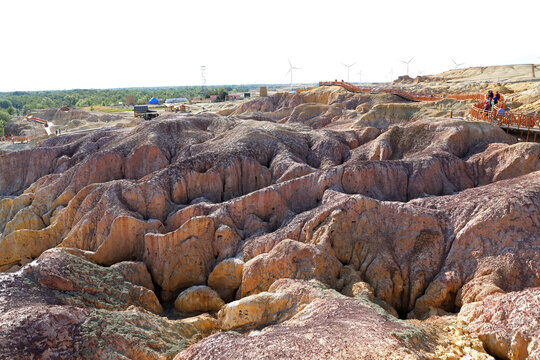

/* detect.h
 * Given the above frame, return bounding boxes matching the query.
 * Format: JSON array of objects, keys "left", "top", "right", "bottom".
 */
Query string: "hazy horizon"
[
  {"left": 2, "top": 0, "right": 538, "bottom": 92},
  {"left": 0, "top": 81, "right": 383, "bottom": 93}
]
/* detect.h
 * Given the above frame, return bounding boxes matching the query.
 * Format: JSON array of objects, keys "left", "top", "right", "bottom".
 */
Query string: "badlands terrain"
[{"left": 0, "top": 65, "right": 539, "bottom": 359}]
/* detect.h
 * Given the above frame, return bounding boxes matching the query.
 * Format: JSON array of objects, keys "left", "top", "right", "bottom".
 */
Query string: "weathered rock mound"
[
  {"left": 1, "top": 109, "right": 539, "bottom": 359},
  {"left": 228, "top": 86, "right": 414, "bottom": 127},
  {"left": 0, "top": 248, "right": 218, "bottom": 359},
  {"left": 459, "top": 288, "right": 540, "bottom": 360},
  {"left": 176, "top": 280, "right": 492, "bottom": 360}
]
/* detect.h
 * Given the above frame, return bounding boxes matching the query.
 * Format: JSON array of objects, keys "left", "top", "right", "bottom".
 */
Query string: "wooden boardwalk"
[{"left": 319, "top": 81, "right": 540, "bottom": 142}]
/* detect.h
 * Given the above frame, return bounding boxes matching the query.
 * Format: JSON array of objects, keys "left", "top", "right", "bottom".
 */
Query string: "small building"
[
  {"left": 126, "top": 95, "right": 135, "bottom": 106},
  {"left": 165, "top": 98, "right": 188, "bottom": 104},
  {"left": 260, "top": 86, "right": 268, "bottom": 97},
  {"left": 210, "top": 95, "right": 218, "bottom": 102},
  {"left": 226, "top": 94, "right": 243, "bottom": 101},
  {"left": 165, "top": 104, "right": 190, "bottom": 113}
]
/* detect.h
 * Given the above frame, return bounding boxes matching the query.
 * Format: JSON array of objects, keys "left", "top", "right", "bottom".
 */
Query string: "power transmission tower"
[{"left": 200, "top": 66, "right": 207, "bottom": 97}]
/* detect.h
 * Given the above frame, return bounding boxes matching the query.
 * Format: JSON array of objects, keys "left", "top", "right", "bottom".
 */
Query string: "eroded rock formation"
[
  {"left": 459, "top": 288, "right": 540, "bottom": 360},
  {"left": 0, "top": 248, "right": 218, "bottom": 359},
  {"left": 1, "top": 87, "right": 539, "bottom": 359},
  {"left": 176, "top": 280, "right": 492, "bottom": 360}
]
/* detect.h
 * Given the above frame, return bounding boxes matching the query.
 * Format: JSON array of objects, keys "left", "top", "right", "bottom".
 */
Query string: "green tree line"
[
  {"left": 0, "top": 86, "right": 250, "bottom": 115},
  {"left": 0, "top": 85, "right": 250, "bottom": 135},
  {"left": 0, "top": 99, "right": 16, "bottom": 137}
]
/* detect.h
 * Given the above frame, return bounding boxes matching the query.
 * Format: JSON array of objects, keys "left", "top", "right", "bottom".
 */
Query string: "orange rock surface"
[
  {"left": 1, "top": 87, "right": 539, "bottom": 359},
  {"left": 459, "top": 288, "right": 540, "bottom": 360}
]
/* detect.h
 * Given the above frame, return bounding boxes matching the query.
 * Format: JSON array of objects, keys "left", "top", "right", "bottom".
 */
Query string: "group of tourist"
[{"left": 483, "top": 90, "right": 506, "bottom": 115}]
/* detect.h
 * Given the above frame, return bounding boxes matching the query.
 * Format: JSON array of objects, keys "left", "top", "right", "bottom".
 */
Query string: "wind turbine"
[
  {"left": 341, "top": 62, "right": 356, "bottom": 82},
  {"left": 357, "top": 70, "right": 362, "bottom": 83},
  {"left": 451, "top": 58, "right": 465, "bottom": 69},
  {"left": 286, "top": 59, "right": 301, "bottom": 91},
  {"left": 400, "top": 57, "right": 414, "bottom": 76}
]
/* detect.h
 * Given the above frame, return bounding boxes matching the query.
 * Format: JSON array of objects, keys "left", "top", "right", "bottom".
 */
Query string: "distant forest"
[{"left": 0, "top": 85, "right": 259, "bottom": 115}]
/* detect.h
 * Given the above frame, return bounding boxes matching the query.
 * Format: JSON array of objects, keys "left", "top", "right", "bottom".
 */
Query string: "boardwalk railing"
[
  {"left": 319, "top": 81, "right": 372, "bottom": 93},
  {"left": 0, "top": 136, "right": 30, "bottom": 143},
  {"left": 319, "top": 81, "right": 538, "bottom": 141},
  {"left": 318, "top": 81, "right": 499, "bottom": 103},
  {"left": 26, "top": 112, "right": 49, "bottom": 125},
  {"left": 447, "top": 94, "right": 485, "bottom": 101},
  {"left": 0, "top": 110, "right": 53, "bottom": 145},
  {"left": 318, "top": 81, "right": 442, "bottom": 101},
  {"left": 470, "top": 101, "right": 539, "bottom": 142}
]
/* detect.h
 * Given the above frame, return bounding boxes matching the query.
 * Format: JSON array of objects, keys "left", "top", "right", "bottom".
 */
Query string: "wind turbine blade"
[
  {"left": 288, "top": 58, "right": 292, "bottom": 67},
  {"left": 350, "top": 62, "right": 356, "bottom": 67},
  {"left": 409, "top": 57, "right": 414, "bottom": 63},
  {"left": 285, "top": 69, "right": 291, "bottom": 76}
]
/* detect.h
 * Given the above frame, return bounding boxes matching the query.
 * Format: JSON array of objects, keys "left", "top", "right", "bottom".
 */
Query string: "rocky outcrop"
[
  {"left": 467, "top": 142, "right": 540, "bottom": 186},
  {"left": 0, "top": 147, "right": 63, "bottom": 195},
  {"left": 286, "top": 102, "right": 344, "bottom": 128},
  {"left": 5, "top": 108, "right": 135, "bottom": 139},
  {"left": 218, "top": 279, "right": 340, "bottom": 331},
  {"left": 228, "top": 86, "right": 389, "bottom": 127},
  {"left": 459, "top": 288, "right": 540, "bottom": 360},
  {"left": 355, "top": 102, "right": 424, "bottom": 128},
  {"left": 174, "top": 286, "right": 225, "bottom": 314},
  {"left": 0, "top": 305, "right": 219, "bottom": 360},
  {"left": 0, "top": 248, "right": 219, "bottom": 359},
  {"left": 2, "top": 115, "right": 536, "bottom": 309},
  {"left": 0, "top": 115, "right": 373, "bottom": 278},
  {"left": 241, "top": 169, "right": 540, "bottom": 318},
  {"left": 240, "top": 239, "right": 342, "bottom": 297},
  {"left": 0, "top": 248, "right": 161, "bottom": 314},
  {"left": 175, "top": 280, "right": 492, "bottom": 360},
  {"left": 1, "top": 104, "right": 539, "bottom": 359},
  {"left": 352, "top": 118, "right": 516, "bottom": 161},
  {"left": 411, "top": 171, "right": 540, "bottom": 316},
  {"left": 207, "top": 257, "right": 244, "bottom": 301}
]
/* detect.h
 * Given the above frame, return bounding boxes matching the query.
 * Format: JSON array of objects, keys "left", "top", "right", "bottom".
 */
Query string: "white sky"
[{"left": 1, "top": 0, "right": 539, "bottom": 91}]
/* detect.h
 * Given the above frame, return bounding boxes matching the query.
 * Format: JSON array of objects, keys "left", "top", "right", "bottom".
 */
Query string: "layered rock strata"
[
  {"left": 176, "top": 279, "right": 492, "bottom": 360},
  {"left": 1, "top": 106, "right": 539, "bottom": 359},
  {"left": 0, "top": 248, "right": 218, "bottom": 359}
]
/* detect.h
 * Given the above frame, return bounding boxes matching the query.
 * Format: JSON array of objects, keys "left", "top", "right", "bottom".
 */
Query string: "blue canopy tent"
[{"left": 149, "top": 97, "right": 159, "bottom": 105}]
